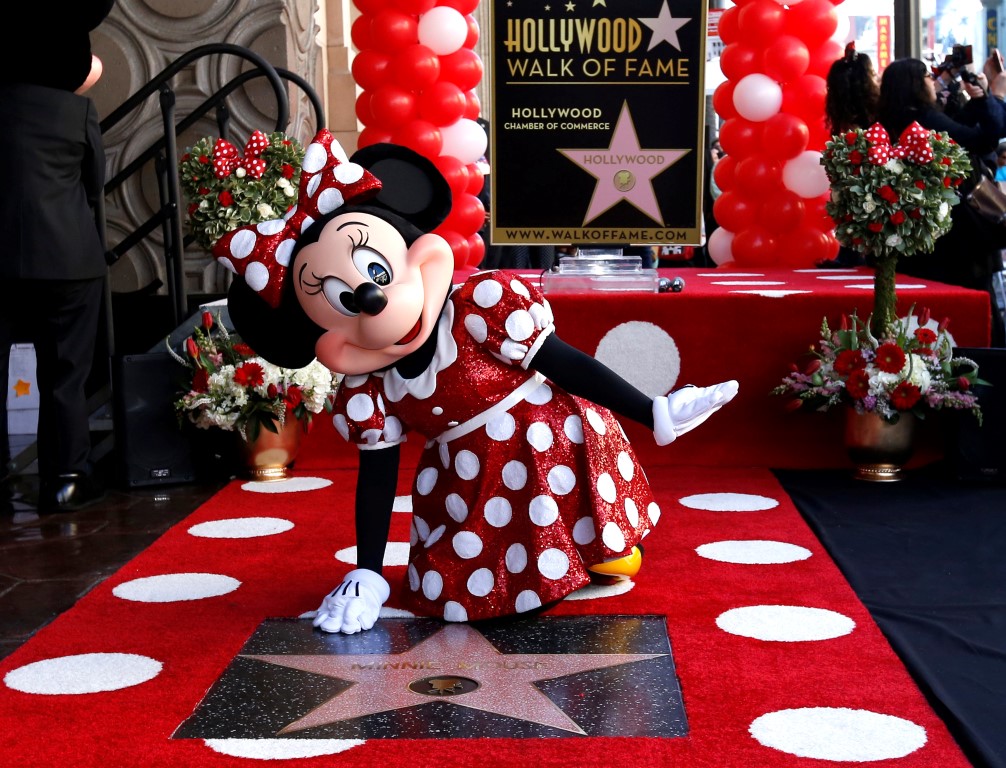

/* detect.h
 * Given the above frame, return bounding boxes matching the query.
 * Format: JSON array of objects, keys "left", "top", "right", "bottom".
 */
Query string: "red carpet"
[{"left": 0, "top": 465, "right": 970, "bottom": 767}]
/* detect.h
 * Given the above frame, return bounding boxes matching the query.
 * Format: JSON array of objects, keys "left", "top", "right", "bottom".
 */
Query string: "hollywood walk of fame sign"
[
  {"left": 489, "top": 0, "right": 706, "bottom": 246},
  {"left": 174, "top": 615, "right": 687, "bottom": 740}
]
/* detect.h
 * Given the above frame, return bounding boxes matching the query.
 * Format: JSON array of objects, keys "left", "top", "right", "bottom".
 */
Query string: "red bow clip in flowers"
[
  {"left": 863, "top": 121, "right": 935, "bottom": 166},
  {"left": 211, "top": 130, "right": 271, "bottom": 180}
]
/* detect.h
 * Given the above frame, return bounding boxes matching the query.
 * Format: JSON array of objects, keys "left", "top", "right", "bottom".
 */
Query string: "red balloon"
[
  {"left": 777, "top": 226, "right": 836, "bottom": 266},
  {"left": 805, "top": 114, "right": 832, "bottom": 149},
  {"left": 734, "top": 154, "right": 782, "bottom": 197},
  {"left": 465, "top": 163, "right": 485, "bottom": 195},
  {"left": 464, "top": 15, "right": 480, "bottom": 49},
  {"left": 439, "top": 49, "right": 484, "bottom": 92},
  {"left": 759, "top": 190, "right": 806, "bottom": 234},
  {"left": 712, "top": 153, "right": 737, "bottom": 192},
  {"left": 419, "top": 81, "right": 467, "bottom": 125},
  {"left": 369, "top": 84, "right": 418, "bottom": 129},
  {"left": 463, "top": 90, "right": 481, "bottom": 120},
  {"left": 355, "top": 91, "right": 376, "bottom": 126},
  {"left": 737, "top": 0, "right": 786, "bottom": 48},
  {"left": 719, "top": 43, "right": 762, "bottom": 81},
  {"left": 782, "top": 74, "right": 828, "bottom": 121},
  {"left": 392, "top": 44, "right": 441, "bottom": 91},
  {"left": 786, "top": 0, "right": 838, "bottom": 45},
  {"left": 762, "top": 112, "right": 810, "bottom": 160},
  {"left": 763, "top": 35, "right": 810, "bottom": 83},
  {"left": 358, "top": 125, "right": 394, "bottom": 147},
  {"left": 370, "top": 10, "right": 418, "bottom": 54},
  {"left": 717, "top": 6, "right": 740, "bottom": 45},
  {"left": 437, "top": 0, "right": 478, "bottom": 14},
  {"left": 712, "top": 81, "right": 737, "bottom": 121},
  {"left": 434, "top": 154, "right": 471, "bottom": 197},
  {"left": 435, "top": 228, "right": 471, "bottom": 270},
  {"left": 351, "top": 14, "right": 373, "bottom": 51},
  {"left": 392, "top": 120, "right": 442, "bottom": 158},
  {"left": 805, "top": 194, "right": 837, "bottom": 231},
  {"left": 731, "top": 227, "right": 779, "bottom": 265},
  {"left": 392, "top": 0, "right": 436, "bottom": 13},
  {"left": 807, "top": 38, "right": 844, "bottom": 78},
  {"left": 444, "top": 192, "right": 486, "bottom": 234},
  {"left": 354, "top": 0, "right": 389, "bottom": 15},
  {"left": 713, "top": 190, "right": 759, "bottom": 232},
  {"left": 352, "top": 49, "right": 391, "bottom": 91},
  {"left": 467, "top": 233, "right": 486, "bottom": 266},
  {"left": 718, "top": 117, "right": 762, "bottom": 160}
]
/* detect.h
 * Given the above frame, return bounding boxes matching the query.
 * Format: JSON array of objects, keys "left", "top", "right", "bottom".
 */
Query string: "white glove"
[
  {"left": 652, "top": 380, "right": 739, "bottom": 446},
  {"left": 312, "top": 568, "right": 390, "bottom": 634}
]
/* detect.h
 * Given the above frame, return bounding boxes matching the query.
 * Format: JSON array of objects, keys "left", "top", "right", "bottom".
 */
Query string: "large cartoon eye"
[
  {"left": 352, "top": 247, "right": 393, "bottom": 287},
  {"left": 322, "top": 276, "right": 360, "bottom": 317}
]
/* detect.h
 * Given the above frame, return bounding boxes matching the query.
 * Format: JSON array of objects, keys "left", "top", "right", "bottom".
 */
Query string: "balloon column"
[
  {"left": 351, "top": 0, "right": 487, "bottom": 269},
  {"left": 708, "top": 0, "right": 843, "bottom": 268}
]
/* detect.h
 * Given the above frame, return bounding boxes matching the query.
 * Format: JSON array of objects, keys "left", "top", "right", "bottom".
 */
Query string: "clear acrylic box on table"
[{"left": 541, "top": 248, "right": 661, "bottom": 293}]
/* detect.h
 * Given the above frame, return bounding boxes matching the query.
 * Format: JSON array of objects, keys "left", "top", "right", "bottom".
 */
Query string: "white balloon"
[
  {"left": 418, "top": 7, "right": 469, "bottom": 56},
  {"left": 732, "top": 73, "right": 783, "bottom": 122},
  {"left": 783, "top": 151, "right": 830, "bottom": 198},
  {"left": 440, "top": 118, "right": 487, "bottom": 164},
  {"left": 708, "top": 227, "right": 735, "bottom": 266}
]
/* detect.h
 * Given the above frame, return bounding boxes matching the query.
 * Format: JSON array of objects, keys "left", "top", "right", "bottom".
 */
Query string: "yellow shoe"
[{"left": 587, "top": 545, "right": 643, "bottom": 580}]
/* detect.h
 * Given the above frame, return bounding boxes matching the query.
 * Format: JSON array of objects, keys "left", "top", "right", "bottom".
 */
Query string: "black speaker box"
[
  {"left": 113, "top": 353, "right": 197, "bottom": 487},
  {"left": 952, "top": 347, "right": 1006, "bottom": 482}
]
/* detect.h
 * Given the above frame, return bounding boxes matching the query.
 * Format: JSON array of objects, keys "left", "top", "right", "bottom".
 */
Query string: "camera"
[{"left": 937, "top": 44, "right": 980, "bottom": 85}]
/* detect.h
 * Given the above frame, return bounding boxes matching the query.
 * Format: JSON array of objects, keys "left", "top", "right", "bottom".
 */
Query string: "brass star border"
[{"left": 175, "top": 615, "right": 688, "bottom": 740}]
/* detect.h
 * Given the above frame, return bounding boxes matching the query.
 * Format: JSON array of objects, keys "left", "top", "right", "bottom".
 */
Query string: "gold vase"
[
  {"left": 843, "top": 409, "right": 916, "bottom": 482},
  {"left": 238, "top": 417, "right": 303, "bottom": 482}
]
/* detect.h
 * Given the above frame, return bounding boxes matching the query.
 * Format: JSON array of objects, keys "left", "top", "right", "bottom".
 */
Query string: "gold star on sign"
[
  {"left": 12, "top": 379, "right": 31, "bottom": 397},
  {"left": 566, "top": 1, "right": 575, "bottom": 9}
]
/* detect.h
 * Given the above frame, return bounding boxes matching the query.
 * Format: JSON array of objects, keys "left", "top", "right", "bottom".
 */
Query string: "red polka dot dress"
[{"left": 332, "top": 271, "right": 661, "bottom": 622}]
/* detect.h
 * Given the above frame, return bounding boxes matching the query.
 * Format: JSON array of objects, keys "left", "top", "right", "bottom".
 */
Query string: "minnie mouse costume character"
[{"left": 215, "top": 130, "right": 739, "bottom": 634}]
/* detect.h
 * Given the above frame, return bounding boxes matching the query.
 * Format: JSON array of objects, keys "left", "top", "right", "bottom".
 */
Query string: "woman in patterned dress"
[{"left": 217, "top": 134, "right": 739, "bottom": 634}]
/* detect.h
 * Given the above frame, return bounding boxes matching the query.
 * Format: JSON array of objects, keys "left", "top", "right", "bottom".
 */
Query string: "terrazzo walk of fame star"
[{"left": 174, "top": 615, "right": 687, "bottom": 740}]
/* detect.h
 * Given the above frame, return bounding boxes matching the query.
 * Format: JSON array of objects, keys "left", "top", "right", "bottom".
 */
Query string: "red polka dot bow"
[
  {"left": 212, "top": 128, "right": 382, "bottom": 308},
  {"left": 864, "top": 121, "right": 935, "bottom": 166},
  {"left": 211, "top": 130, "right": 271, "bottom": 179}
]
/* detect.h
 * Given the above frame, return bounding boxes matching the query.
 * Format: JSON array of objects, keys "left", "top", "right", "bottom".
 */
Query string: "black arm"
[{"left": 355, "top": 444, "right": 401, "bottom": 574}]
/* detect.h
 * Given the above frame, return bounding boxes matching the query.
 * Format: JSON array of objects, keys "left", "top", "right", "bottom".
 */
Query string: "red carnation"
[
  {"left": 187, "top": 203, "right": 197, "bottom": 216},
  {"left": 875, "top": 342, "right": 907, "bottom": 373},
  {"left": 285, "top": 386, "right": 304, "bottom": 408},
  {"left": 890, "top": 210, "right": 906, "bottom": 225},
  {"left": 890, "top": 382, "right": 922, "bottom": 410},
  {"left": 233, "top": 362, "right": 264, "bottom": 388},
  {"left": 282, "top": 163, "right": 295, "bottom": 179},
  {"left": 846, "top": 369, "right": 871, "bottom": 399},
  {"left": 219, "top": 190, "right": 234, "bottom": 207},
  {"left": 909, "top": 208, "right": 922, "bottom": 219},
  {"left": 942, "top": 177, "right": 952, "bottom": 188},
  {"left": 198, "top": 187, "right": 210, "bottom": 196},
  {"left": 878, "top": 185, "right": 898, "bottom": 203},
  {"left": 914, "top": 180, "right": 926, "bottom": 189},
  {"left": 834, "top": 349, "right": 867, "bottom": 375},
  {"left": 845, "top": 131, "right": 858, "bottom": 144},
  {"left": 849, "top": 150, "right": 863, "bottom": 164},
  {"left": 868, "top": 221, "right": 884, "bottom": 232},
  {"left": 914, "top": 327, "right": 937, "bottom": 345},
  {"left": 192, "top": 368, "right": 209, "bottom": 393},
  {"left": 181, "top": 153, "right": 191, "bottom": 162},
  {"left": 198, "top": 155, "right": 209, "bottom": 164},
  {"left": 941, "top": 156, "right": 952, "bottom": 165}
]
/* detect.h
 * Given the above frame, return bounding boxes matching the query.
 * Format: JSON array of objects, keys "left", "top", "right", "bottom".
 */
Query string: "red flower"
[
  {"left": 909, "top": 208, "right": 922, "bottom": 219},
  {"left": 282, "top": 163, "right": 295, "bottom": 179},
  {"left": 233, "top": 342, "right": 255, "bottom": 358},
  {"left": 191, "top": 368, "right": 209, "bottom": 393},
  {"left": 878, "top": 185, "right": 899, "bottom": 203},
  {"left": 202, "top": 311, "right": 213, "bottom": 330},
  {"left": 914, "top": 180, "right": 926, "bottom": 190},
  {"left": 784, "top": 398, "right": 804, "bottom": 412},
  {"left": 846, "top": 369, "right": 871, "bottom": 399},
  {"left": 890, "top": 382, "right": 922, "bottom": 410},
  {"left": 942, "top": 176, "right": 952, "bottom": 188},
  {"left": 233, "top": 362, "right": 264, "bottom": 388},
  {"left": 845, "top": 131, "right": 858, "bottom": 144},
  {"left": 875, "top": 342, "right": 907, "bottom": 373},
  {"left": 198, "top": 155, "right": 209, "bottom": 164},
  {"left": 918, "top": 307, "right": 931, "bottom": 325},
  {"left": 187, "top": 203, "right": 197, "bottom": 216},
  {"left": 285, "top": 385, "right": 304, "bottom": 408},
  {"left": 849, "top": 150, "right": 863, "bottom": 164},
  {"left": 181, "top": 153, "right": 191, "bottom": 162},
  {"left": 867, "top": 221, "right": 884, "bottom": 232},
  {"left": 805, "top": 359, "right": 822, "bottom": 374},
  {"left": 957, "top": 376, "right": 971, "bottom": 391},
  {"left": 219, "top": 190, "right": 234, "bottom": 207},
  {"left": 890, "top": 210, "right": 906, "bottom": 224},
  {"left": 834, "top": 349, "right": 867, "bottom": 375},
  {"left": 198, "top": 187, "right": 210, "bottom": 196},
  {"left": 267, "top": 383, "right": 278, "bottom": 399},
  {"left": 914, "top": 327, "right": 937, "bottom": 345},
  {"left": 941, "top": 156, "right": 952, "bottom": 166},
  {"left": 186, "top": 338, "right": 200, "bottom": 359}
]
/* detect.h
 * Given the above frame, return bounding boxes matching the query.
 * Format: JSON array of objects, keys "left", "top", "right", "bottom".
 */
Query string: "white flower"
[
  {"left": 862, "top": 200, "right": 876, "bottom": 214},
  {"left": 885, "top": 158, "right": 904, "bottom": 174},
  {"left": 256, "top": 203, "right": 276, "bottom": 219},
  {"left": 903, "top": 353, "right": 933, "bottom": 393},
  {"left": 885, "top": 234, "right": 902, "bottom": 247},
  {"left": 236, "top": 167, "right": 247, "bottom": 178},
  {"left": 938, "top": 201, "right": 949, "bottom": 220}
]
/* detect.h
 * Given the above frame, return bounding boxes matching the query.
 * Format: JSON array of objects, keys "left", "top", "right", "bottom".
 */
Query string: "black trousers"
[{"left": 0, "top": 277, "right": 104, "bottom": 482}]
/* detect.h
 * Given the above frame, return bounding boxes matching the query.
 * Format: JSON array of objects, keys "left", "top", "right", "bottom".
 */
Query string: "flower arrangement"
[
  {"left": 167, "top": 311, "right": 337, "bottom": 442},
  {"left": 178, "top": 130, "right": 305, "bottom": 251},
  {"left": 773, "top": 308, "right": 984, "bottom": 425},
  {"left": 822, "top": 122, "right": 971, "bottom": 335}
]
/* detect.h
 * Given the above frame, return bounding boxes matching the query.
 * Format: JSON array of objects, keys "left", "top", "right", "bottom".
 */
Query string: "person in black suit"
[{"left": 0, "top": 1, "right": 114, "bottom": 511}]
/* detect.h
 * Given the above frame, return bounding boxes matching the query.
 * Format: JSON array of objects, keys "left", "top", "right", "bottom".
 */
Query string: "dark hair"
[
  {"left": 825, "top": 49, "right": 880, "bottom": 134},
  {"left": 877, "top": 58, "right": 936, "bottom": 137}
]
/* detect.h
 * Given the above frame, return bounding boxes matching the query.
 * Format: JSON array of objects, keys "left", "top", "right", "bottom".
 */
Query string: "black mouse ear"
[
  {"left": 226, "top": 277, "right": 323, "bottom": 370},
  {"left": 350, "top": 143, "right": 452, "bottom": 232}
]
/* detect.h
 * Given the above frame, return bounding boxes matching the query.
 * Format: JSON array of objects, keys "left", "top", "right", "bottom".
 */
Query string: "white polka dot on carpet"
[
  {"left": 679, "top": 492, "right": 779, "bottom": 511},
  {"left": 112, "top": 573, "right": 241, "bottom": 603},
  {"left": 335, "top": 541, "right": 411, "bottom": 567},
  {"left": 696, "top": 540, "right": 812, "bottom": 564},
  {"left": 240, "top": 477, "right": 332, "bottom": 493},
  {"left": 565, "top": 579, "right": 635, "bottom": 601},
  {"left": 188, "top": 517, "right": 294, "bottom": 539},
  {"left": 716, "top": 605, "right": 856, "bottom": 642},
  {"left": 203, "top": 738, "right": 365, "bottom": 759},
  {"left": 4, "top": 653, "right": 162, "bottom": 694},
  {"left": 749, "top": 707, "right": 927, "bottom": 761}
]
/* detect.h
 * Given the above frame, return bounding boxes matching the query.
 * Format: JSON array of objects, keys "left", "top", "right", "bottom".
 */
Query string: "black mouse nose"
[{"left": 354, "top": 282, "right": 388, "bottom": 316}]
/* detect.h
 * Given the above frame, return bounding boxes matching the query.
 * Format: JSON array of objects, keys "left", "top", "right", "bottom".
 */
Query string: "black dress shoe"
[{"left": 38, "top": 473, "right": 106, "bottom": 513}]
